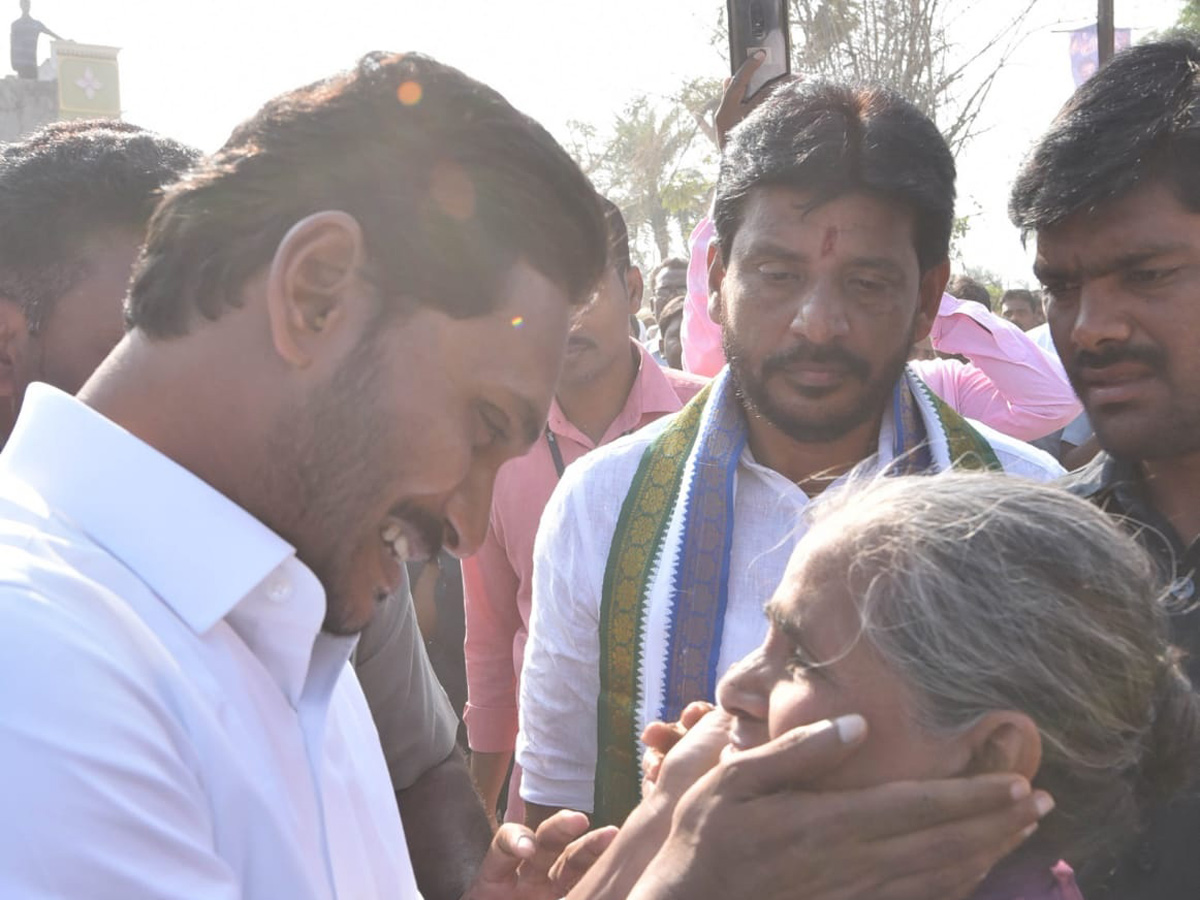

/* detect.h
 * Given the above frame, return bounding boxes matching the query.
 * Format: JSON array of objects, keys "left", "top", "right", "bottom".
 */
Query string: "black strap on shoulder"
[{"left": 545, "top": 426, "right": 566, "bottom": 479}]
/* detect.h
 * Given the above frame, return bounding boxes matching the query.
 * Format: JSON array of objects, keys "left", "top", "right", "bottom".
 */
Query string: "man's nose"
[
  {"left": 440, "top": 466, "right": 496, "bottom": 559},
  {"left": 1070, "top": 279, "right": 1134, "bottom": 353},
  {"left": 789, "top": 284, "right": 850, "bottom": 344}
]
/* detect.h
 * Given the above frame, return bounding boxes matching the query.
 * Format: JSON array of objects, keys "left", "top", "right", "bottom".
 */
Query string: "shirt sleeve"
[
  {"left": 461, "top": 513, "right": 523, "bottom": 754},
  {"left": 919, "top": 293, "right": 1082, "bottom": 441},
  {"left": 354, "top": 580, "right": 458, "bottom": 792},
  {"left": 0, "top": 587, "right": 241, "bottom": 899},
  {"left": 681, "top": 215, "right": 727, "bottom": 378},
  {"left": 517, "top": 468, "right": 606, "bottom": 813}
]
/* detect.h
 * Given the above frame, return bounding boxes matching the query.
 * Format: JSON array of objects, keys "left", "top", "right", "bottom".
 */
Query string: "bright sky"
[{"left": 8, "top": 0, "right": 1188, "bottom": 285}]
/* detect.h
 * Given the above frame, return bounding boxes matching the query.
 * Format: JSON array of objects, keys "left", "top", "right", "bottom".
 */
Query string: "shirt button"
[{"left": 266, "top": 574, "right": 292, "bottom": 603}]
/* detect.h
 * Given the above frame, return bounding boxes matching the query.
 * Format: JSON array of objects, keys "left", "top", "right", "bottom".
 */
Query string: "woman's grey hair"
[{"left": 802, "top": 472, "right": 1200, "bottom": 879}]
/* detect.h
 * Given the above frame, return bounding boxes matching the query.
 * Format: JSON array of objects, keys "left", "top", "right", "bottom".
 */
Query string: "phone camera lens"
[{"left": 750, "top": 2, "right": 766, "bottom": 38}]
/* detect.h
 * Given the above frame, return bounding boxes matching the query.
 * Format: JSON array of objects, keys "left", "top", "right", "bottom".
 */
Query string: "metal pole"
[{"left": 1098, "top": 0, "right": 1115, "bottom": 66}]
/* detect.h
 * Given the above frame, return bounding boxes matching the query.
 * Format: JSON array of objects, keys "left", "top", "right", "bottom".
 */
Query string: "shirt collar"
[
  {"left": 547, "top": 340, "right": 686, "bottom": 447},
  {"left": 0, "top": 384, "right": 310, "bottom": 637}
]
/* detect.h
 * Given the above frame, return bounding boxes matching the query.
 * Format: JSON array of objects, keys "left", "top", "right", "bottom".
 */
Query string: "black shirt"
[{"left": 1062, "top": 452, "right": 1200, "bottom": 900}]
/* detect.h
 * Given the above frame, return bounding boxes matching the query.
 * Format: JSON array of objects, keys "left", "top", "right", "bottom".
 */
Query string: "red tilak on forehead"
[{"left": 820, "top": 227, "right": 838, "bottom": 258}]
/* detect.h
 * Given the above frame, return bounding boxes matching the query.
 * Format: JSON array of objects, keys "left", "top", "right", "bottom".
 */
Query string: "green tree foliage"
[
  {"left": 786, "top": 0, "right": 1041, "bottom": 155},
  {"left": 567, "top": 92, "right": 718, "bottom": 269},
  {"left": 1177, "top": 0, "right": 1200, "bottom": 31},
  {"left": 960, "top": 264, "right": 1007, "bottom": 301}
]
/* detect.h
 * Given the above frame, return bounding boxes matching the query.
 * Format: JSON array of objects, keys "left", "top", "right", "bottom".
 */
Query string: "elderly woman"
[{"left": 711, "top": 473, "right": 1200, "bottom": 899}]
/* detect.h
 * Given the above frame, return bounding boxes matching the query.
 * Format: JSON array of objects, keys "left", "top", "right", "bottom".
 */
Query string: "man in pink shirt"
[
  {"left": 916, "top": 292, "right": 1081, "bottom": 441},
  {"left": 461, "top": 200, "right": 705, "bottom": 825}
]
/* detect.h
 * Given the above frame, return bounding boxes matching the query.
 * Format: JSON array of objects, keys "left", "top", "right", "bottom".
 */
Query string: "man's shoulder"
[
  {"left": 559, "top": 412, "right": 677, "bottom": 496},
  {"left": 537, "top": 413, "right": 681, "bottom": 555},
  {"left": 969, "top": 418, "right": 1065, "bottom": 480},
  {"left": 662, "top": 368, "right": 708, "bottom": 405},
  {"left": 1057, "top": 450, "right": 1115, "bottom": 500}
]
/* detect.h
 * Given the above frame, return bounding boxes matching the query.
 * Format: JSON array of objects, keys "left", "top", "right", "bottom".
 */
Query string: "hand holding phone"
[{"left": 727, "top": 0, "right": 791, "bottom": 99}]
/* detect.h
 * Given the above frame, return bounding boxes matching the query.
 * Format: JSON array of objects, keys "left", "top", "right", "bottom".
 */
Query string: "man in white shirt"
[
  {"left": 0, "top": 51, "right": 612, "bottom": 899},
  {"left": 519, "top": 79, "right": 1062, "bottom": 828},
  {"left": 0, "top": 116, "right": 492, "bottom": 900}
]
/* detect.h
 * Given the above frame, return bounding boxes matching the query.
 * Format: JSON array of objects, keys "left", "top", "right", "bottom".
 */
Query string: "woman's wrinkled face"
[{"left": 716, "top": 538, "right": 974, "bottom": 790}]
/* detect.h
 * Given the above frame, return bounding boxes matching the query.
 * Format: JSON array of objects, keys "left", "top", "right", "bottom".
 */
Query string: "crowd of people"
[{"left": 0, "top": 28, "right": 1199, "bottom": 900}]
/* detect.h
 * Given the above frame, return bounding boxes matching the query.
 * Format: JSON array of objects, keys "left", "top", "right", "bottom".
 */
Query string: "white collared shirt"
[
  {"left": 0, "top": 385, "right": 419, "bottom": 900},
  {"left": 517, "top": 399, "right": 1062, "bottom": 812}
]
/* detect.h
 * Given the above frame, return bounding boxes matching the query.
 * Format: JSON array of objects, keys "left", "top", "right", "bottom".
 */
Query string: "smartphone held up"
[{"left": 727, "top": 0, "right": 792, "bottom": 99}]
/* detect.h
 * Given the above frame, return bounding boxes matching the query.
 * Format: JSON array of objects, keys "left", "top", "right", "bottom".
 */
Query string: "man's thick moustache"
[
  {"left": 763, "top": 343, "right": 871, "bottom": 380},
  {"left": 1073, "top": 344, "right": 1164, "bottom": 372}
]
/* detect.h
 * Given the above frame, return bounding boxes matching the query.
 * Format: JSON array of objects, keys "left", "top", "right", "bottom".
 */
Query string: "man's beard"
[
  {"left": 723, "top": 325, "right": 914, "bottom": 444},
  {"left": 259, "top": 328, "right": 394, "bottom": 636}
]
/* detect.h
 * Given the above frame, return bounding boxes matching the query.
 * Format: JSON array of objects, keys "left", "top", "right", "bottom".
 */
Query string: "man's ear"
[
  {"left": 707, "top": 242, "right": 727, "bottom": 326},
  {"left": 961, "top": 711, "right": 1042, "bottom": 782},
  {"left": 264, "top": 210, "right": 370, "bottom": 369},
  {"left": 0, "top": 299, "right": 31, "bottom": 401},
  {"left": 624, "top": 266, "right": 645, "bottom": 315},
  {"left": 912, "top": 259, "right": 950, "bottom": 342}
]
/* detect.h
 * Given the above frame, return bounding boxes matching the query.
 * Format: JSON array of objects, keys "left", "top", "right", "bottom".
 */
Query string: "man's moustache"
[
  {"left": 761, "top": 342, "right": 872, "bottom": 380},
  {"left": 1072, "top": 344, "right": 1165, "bottom": 373}
]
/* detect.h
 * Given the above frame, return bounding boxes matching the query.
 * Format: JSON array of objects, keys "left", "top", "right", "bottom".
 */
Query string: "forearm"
[
  {"left": 468, "top": 749, "right": 513, "bottom": 824},
  {"left": 397, "top": 747, "right": 493, "bottom": 900},
  {"left": 929, "top": 298, "right": 1080, "bottom": 436}
]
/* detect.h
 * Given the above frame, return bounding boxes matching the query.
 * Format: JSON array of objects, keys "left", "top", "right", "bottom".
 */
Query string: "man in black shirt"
[{"left": 1010, "top": 36, "right": 1200, "bottom": 900}]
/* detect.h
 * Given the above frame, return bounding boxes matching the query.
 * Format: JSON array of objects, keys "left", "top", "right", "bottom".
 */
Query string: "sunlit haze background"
[{"left": 7, "top": 0, "right": 1187, "bottom": 286}]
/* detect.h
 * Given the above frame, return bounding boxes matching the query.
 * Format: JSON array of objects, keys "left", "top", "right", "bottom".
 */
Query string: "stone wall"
[{"left": 0, "top": 76, "right": 58, "bottom": 142}]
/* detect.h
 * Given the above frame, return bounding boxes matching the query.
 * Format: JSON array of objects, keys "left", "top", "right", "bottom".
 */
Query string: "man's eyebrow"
[
  {"left": 738, "top": 240, "right": 807, "bottom": 262},
  {"left": 845, "top": 256, "right": 906, "bottom": 277},
  {"left": 1036, "top": 242, "right": 1193, "bottom": 283}
]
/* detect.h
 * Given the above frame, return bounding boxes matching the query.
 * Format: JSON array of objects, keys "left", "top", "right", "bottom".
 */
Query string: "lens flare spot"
[
  {"left": 511, "top": 316, "right": 525, "bottom": 328},
  {"left": 397, "top": 80, "right": 423, "bottom": 106}
]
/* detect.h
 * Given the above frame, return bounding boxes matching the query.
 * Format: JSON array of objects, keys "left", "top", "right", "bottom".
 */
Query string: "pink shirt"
[
  {"left": 682, "top": 216, "right": 725, "bottom": 377},
  {"left": 461, "top": 342, "right": 706, "bottom": 821},
  {"left": 918, "top": 293, "right": 1082, "bottom": 440}
]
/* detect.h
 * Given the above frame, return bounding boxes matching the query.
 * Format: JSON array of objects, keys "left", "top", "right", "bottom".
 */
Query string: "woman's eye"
[{"left": 785, "top": 649, "right": 815, "bottom": 674}]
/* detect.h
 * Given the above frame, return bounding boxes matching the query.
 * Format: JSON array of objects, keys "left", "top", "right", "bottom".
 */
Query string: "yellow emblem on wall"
[{"left": 52, "top": 42, "right": 121, "bottom": 120}]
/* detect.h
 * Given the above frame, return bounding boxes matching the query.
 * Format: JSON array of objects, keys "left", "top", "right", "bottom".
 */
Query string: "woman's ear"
[{"left": 962, "top": 711, "right": 1042, "bottom": 781}]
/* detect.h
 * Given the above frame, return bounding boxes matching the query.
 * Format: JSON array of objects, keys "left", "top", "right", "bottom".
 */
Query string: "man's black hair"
[
  {"left": 946, "top": 274, "right": 992, "bottom": 311},
  {"left": 128, "top": 52, "right": 608, "bottom": 337},
  {"left": 600, "top": 197, "right": 631, "bottom": 275},
  {"left": 1000, "top": 288, "right": 1039, "bottom": 314},
  {"left": 0, "top": 119, "right": 198, "bottom": 333},
  {"left": 651, "top": 257, "right": 687, "bottom": 278},
  {"left": 657, "top": 294, "right": 685, "bottom": 329},
  {"left": 1010, "top": 37, "right": 1200, "bottom": 235},
  {"left": 713, "top": 80, "right": 956, "bottom": 274}
]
